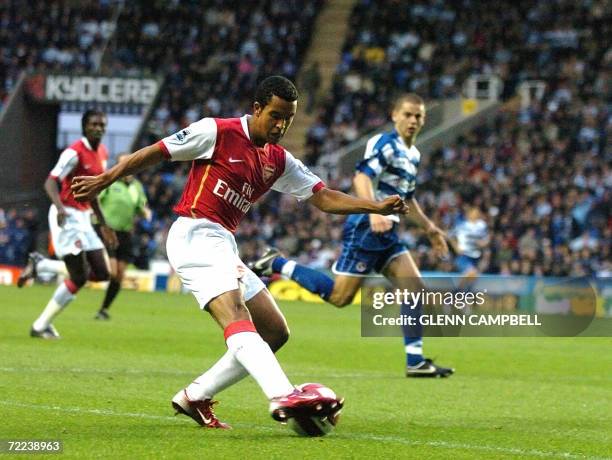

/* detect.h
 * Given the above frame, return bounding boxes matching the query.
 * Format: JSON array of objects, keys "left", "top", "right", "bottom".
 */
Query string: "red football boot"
[
  {"left": 269, "top": 388, "right": 343, "bottom": 423},
  {"left": 171, "top": 390, "right": 231, "bottom": 429}
]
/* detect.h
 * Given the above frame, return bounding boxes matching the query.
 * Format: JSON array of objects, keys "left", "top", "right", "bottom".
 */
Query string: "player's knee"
[
  {"left": 269, "top": 326, "right": 290, "bottom": 352},
  {"left": 70, "top": 273, "right": 87, "bottom": 288},
  {"left": 91, "top": 266, "right": 110, "bottom": 282}
]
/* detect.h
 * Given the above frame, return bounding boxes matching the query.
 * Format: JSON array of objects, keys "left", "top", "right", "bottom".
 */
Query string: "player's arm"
[
  {"left": 90, "top": 199, "right": 118, "bottom": 250},
  {"left": 46, "top": 148, "right": 80, "bottom": 226},
  {"left": 275, "top": 150, "right": 407, "bottom": 215},
  {"left": 404, "top": 197, "right": 448, "bottom": 257},
  {"left": 140, "top": 205, "right": 153, "bottom": 221},
  {"left": 73, "top": 118, "right": 216, "bottom": 201},
  {"left": 308, "top": 187, "right": 407, "bottom": 215},
  {"left": 43, "top": 177, "right": 67, "bottom": 225},
  {"left": 353, "top": 172, "right": 394, "bottom": 233},
  {"left": 72, "top": 144, "right": 165, "bottom": 202},
  {"left": 136, "top": 181, "right": 153, "bottom": 221}
]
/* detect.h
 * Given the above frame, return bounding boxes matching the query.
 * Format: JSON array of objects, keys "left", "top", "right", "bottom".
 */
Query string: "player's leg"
[
  {"left": 250, "top": 248, "right": 364, "bottom": 307},
  {"left": 31, "top": 252, "right": 88, "bottom": 338},
  {"left": 31, "top": 205, "right": 86, "bottom": 338},
  {"left": 96, "top": 231, "right": 130, "bottom": 319},
  {"left": 456, "top": 255, "right": 480, "bottom": 291},
  {"left": 95, "top": 257, "right": 120, "bottom": 319},
  {"left": 209, "top": 288, "right": 340, "bottom": 421},
  {"left": 176, "top": 287, "right": 338, "bottom": 427},
  {"left": 178, "top": 286, "right": 291, "bottom": 414},
  {"left": 17, "top": 252, "right": 68, "bottom": 287},
  {"left": 246, "top": 288, "right": 290, "bottom": 352},
  {"left": 382, "top": 252, "right": 425, "bottom": 365},
  {"left": 85, "top": 248, "right": 110, "bottom": 281},
  {"left": 327, "top": 275, "right": 364, "bottom": 307},
  {"left": 251, "top": 247, "right": 336, "bottom": 301},
  {"left": 382, "top": 251, "right": 454, "bottom": 377},
  {"left": 168, "top": 219, "right": 340, "bottom": 427}
]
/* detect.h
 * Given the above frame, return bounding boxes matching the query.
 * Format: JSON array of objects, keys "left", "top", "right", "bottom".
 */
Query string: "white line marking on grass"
[
  {"left": 335, "top": 433, "right": 609, "bottom": 460},
  {"left": 0, "top": 366, "right": 194, "bottom": 376},
  {"left": 0, "top": 400, "right": 180, "bottom": 422},
  {"left": 0, "top": 366, "right": 390, "bottom": 380},
  {"left": 0, "top": 401, "right": 606, "bottom": 459}
]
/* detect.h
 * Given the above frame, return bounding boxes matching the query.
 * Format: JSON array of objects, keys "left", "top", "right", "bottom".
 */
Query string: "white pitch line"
[
  {"left": 0, "top": 366, "right": 390, "bottom": 379},
  {"left": 0, "top": 400, "right": 181, "bottom": 422},
  {"left": 0, "top": 401, "right": 606, "bottom": 460}
]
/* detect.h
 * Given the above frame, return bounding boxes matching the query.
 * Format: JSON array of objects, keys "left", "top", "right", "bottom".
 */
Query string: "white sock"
[
  {"left": 37, "top": 258, "right": 68, "bottom": 276},
  {"left": 280, "top": 260, "right": 297, "bottom": 279},
  {"left": 225, "top": 321, "right": 294, "bottom": 400},
  {"left": 185, "top": 350, "right": 248, "bottom": 400},
  {"left": 32, "top": 281, "right": 76, "bottom": 331}
]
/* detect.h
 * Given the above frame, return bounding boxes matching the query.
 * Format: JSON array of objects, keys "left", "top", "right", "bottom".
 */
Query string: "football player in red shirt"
[
  {"left": 72, "top": 76, "right": 407, "bottom": 429},
  {"left": 25, "top": 110, "right": 117, "bottom": 339}
]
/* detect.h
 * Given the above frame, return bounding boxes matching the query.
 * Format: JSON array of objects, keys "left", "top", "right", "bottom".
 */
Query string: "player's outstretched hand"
[
  {"left": 71, "top": 175, "right": 108, "bottom": 202},
  {"left": 377, "top": 195, "right": 409, "bottom": 215}
]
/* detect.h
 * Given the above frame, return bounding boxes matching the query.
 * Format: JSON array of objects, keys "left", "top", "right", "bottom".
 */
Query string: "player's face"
[
  {"left": 253, "top": 95, "right": 297, "bottom": 145},
  {"left": 467, "top": 208, "right": 481, "bottom": 221},
  {"left": 84, "top": 115, "right": 107, "bottom": 144},
  {"left": 392, "top": 101, "right": 425, "bottom": 145}
]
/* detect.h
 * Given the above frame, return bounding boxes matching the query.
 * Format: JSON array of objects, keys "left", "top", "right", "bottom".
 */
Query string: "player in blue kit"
[
  {"left": 450, "top": 206, "right": 489, "bottom": 286},
  {"left": 251, "top": 93, "right": 454, "bottom": 377}
]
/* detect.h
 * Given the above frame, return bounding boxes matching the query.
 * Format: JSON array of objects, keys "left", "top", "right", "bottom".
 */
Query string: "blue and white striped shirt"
[
  {"left": 454, "top": 219, "right": 488, "bottom": 258},
  {"left": 356, "top": 129, "right": 420, "bottom": 222}
]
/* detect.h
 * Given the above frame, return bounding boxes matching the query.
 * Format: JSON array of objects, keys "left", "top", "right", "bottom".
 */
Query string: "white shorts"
[
  {"left": 49, "top": 205, "right": 105, "bottom": 258},
  {"left": 166, "top": 216, "right": 266, "bottom": 309}
]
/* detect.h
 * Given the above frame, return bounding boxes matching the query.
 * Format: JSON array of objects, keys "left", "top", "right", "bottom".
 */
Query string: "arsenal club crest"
[{"left": 263, "top": 164, "right": 275, "bottom": 182}]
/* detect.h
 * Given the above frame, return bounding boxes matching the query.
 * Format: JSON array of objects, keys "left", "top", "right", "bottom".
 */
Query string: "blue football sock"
[
  {"left": 272, "top": 257, "right": 334, "bottom": 301},
  {"left": 271, "top": 256, "right": 288, "bottom": 273},
  {"left": 401, "top": 303, "right": 424, "bottom": 366},
  {"left": 291, "top": 265, "right": 334, "bottom": 300}
]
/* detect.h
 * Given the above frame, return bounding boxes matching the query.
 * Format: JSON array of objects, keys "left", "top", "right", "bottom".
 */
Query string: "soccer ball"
[{"left": 288, "top": 383, "right": 343, "bottom": 437}]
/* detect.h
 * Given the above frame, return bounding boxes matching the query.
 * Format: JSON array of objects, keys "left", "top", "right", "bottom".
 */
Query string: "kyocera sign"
[{"left": 31, "top": 75, "right": 159, "bottom": 104}]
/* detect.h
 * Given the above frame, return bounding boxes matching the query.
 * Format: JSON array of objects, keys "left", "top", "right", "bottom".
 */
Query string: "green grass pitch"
[{"left": 1, "top": 285, "right": 610, "bottom": 459}]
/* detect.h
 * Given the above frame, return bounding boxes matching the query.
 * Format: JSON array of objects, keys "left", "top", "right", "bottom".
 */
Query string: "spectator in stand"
[{"left": 0, "top": 0, "right": 114, "bottom": 115}]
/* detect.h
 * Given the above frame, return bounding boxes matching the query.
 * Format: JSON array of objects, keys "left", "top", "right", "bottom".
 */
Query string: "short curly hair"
[{"left": 254, "top": 76, "right": 298, "bottom": 108}]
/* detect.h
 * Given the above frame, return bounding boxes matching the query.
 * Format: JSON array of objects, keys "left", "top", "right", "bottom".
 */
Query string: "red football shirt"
[
  {"left": 157, "top": 116, "right": 324, "bottom": 233},
  {"left": 49, "top": 137, "right": 108, "bottom": 210}
]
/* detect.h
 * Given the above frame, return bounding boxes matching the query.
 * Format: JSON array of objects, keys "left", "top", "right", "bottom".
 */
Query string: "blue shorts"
[
  {"left": 333, "top": 214, "right": 408, "bottom": 276},
  {"left": 455, "top": 254, "right": 480, "bottom": 273}
]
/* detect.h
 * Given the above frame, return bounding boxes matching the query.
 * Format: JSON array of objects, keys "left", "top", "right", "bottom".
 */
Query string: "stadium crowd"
[
  {"left": 109, "top": 0, "right": 323, "bottom": 148},
  {"left": 304, "top": 0, "right": 609, "bottom": 166},
  {"left": 1, "top": 0, "right": 609, "bottom": 278},
  {"left": 0, "top": 207, "right": 39, "bottom": 267},
  {"left": 0, "top": 0, "right": 115, "bottom": 113},
  {"left": 241, "top": 0, "right": 611, "bottom": 277}
]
